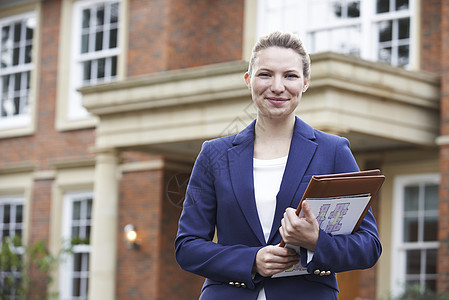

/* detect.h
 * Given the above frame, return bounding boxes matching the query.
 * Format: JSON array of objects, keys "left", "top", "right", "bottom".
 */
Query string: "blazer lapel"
[
  {"left": 267, "top": 117, "right": 318, "bottom": 243},
  {"left": 228, "top": 121, "right": 266, "bottom": 245}
]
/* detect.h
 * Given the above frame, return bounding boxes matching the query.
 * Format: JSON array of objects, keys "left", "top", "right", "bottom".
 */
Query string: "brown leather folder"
[{"left": 279, "top": 169, "right": 385, "bottom": 247}]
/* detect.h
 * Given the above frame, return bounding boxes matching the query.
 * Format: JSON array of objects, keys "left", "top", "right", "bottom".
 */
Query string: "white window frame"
[
  {"left": 256, "top": 0, "right": 416, "bottom": 69},
  {"left": 391, "top": 173, "right": 440, "bottom": 297},
  {"left": 0, "top": 195, "right": 25, "bottom": 300},
  {"left": 0, "top": 12, "right": 36, "bottom": 130},
  {"left": 59, "top": 191, "right": 92, "bottom": 300},
  {"left": 68, "top": 0, "right": 120, "bottom": 121}
]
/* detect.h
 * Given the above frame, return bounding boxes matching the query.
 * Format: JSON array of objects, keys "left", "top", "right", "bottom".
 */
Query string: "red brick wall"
[
  {"left": 27, "top": 178, "right": 53, "bottom": 299},
  {"left": 438, "top": 0, "right": 449, "bottom": 293},
  {"left": 116, "top": 164, "right": 203, "bottom": 300},
  {"left": 166, "top": 0, "right": 244, "bottom": 70},
  {"left": 127, "top": 0, "right": 171, "bottom": 76},
  {"left": 160, "top": 169, "right": 203, "bottom": 299},
  {"left": 116, "top": 168, "right": 164, "bottom": 299},
  {"left": 420, "top": 0, "right": 442, "bottom": 74},
  {"left": 126, "top": 0, "right": 244, "bottom": 76},
  {"left": 0, "top": 0, "right": 95, "bottom": 171}
]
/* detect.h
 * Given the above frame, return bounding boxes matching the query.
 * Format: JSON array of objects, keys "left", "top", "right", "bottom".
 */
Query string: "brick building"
[{"left": 0, "top": 0, "right": 447, "bottom": 299}]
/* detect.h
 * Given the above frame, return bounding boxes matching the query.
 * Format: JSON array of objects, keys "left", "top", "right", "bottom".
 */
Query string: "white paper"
[{"left": 272, "top": 194, "right": 372, "bottom": 278}]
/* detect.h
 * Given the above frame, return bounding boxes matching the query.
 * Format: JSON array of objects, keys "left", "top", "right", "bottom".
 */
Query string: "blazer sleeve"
[
  {"left": 175, "top": 141, "right": 261, "bottom": 289},
  {"left": 302, "top": 137, "right": 382, "bottom": 274}
]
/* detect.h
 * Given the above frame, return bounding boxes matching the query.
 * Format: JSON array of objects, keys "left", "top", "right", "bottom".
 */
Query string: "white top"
[
  {"left": 253, "top": 156, "right": 288, "bottom": 242},
  {"left": 253, "top": 156, "right": 288, "bottom": 300}
]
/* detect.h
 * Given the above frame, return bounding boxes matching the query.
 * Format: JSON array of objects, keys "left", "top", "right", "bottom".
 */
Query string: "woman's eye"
[
  {"left": 257, "top": 72, "right": 270, "bottom": 77},
  {"left": 286, "top": 74, "right": 299, "bottom": 78}
]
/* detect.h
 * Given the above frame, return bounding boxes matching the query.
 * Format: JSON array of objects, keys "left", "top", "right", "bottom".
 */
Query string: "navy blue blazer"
[{"left": 175, "top": 117, "right": 382, "bottom": 299}]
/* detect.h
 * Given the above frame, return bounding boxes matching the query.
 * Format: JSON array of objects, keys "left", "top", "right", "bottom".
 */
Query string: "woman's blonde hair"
[{"left": 248, "top": 31, "right": 311, "bottom": 78}]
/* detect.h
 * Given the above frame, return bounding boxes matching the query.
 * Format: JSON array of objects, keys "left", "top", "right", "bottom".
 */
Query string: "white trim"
[
  {"left": 256, "top": 0, "right": 417, "bottom": 69},
  {"left": 391, "top": 173, "right": 440, "bottom": 297},
  {"left": 0, "top": 11, "right": 36, "bottom": 131},
  {"left": 68, "top": 0, "right": 121, "bottom": 121},
  {"left": 59, "top": 191, "right": 93, "bottom": 300}
]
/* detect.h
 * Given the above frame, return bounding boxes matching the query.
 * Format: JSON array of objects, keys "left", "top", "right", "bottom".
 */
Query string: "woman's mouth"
[{"left": 266, "top": 97, "right": 288, "bottom": 106}]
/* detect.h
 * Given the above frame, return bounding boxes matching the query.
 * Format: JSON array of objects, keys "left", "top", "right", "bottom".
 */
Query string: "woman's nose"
[{"left": 271, "top": 76, "right": 285, "bottom": 93}]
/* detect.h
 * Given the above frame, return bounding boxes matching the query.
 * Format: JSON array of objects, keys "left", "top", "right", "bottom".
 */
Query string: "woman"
[{"left": 175, "top": 31, "right": 382, "bottom": 299}]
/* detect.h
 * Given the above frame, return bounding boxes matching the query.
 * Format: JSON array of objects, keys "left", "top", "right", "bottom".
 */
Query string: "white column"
[{"left": 88, "top": 149, "right": 119, "bottom": 300}]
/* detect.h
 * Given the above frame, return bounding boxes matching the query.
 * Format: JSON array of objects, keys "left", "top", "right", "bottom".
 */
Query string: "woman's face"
[{"left": 244, "top": 46, "right": 310, "bottom": 121}]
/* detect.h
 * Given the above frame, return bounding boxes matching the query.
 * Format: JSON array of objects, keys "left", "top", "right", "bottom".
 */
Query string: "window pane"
[
  {"left": 109, "top": 28, "right": 117, "bottom": 49},
  {"left": 96, "top": 6, "right": 105, "bottom": 26},
  {"left": 399, "top": 18, "right": 410, "bottom": 39},
  {"left": 332, "top": 1, "right": 343, "bottom": 18},
  {"left": 83, "top": 61, "right": 92, "bottom": 82},
  {"left": 82, "top": 9, "right": 90, "bottom": 29},
  {"left": 72, "top": 226, "right": 80, "bottom": 238},
  {"left": 85, "top": 253, "right": 90, "bottom": 271},
  {"left": 86, "top": 199, "right": 92, "bottom": 219},
  {"left": 13, "top": 47, "right": 20, "bottom": 65},
  {"left": 110, "top": 2, "right": 119, "bottom": 24},
  {"left": 25, "top": 71, "right": 30, "bottom": 89},
  {"left": 13, "top": 22, "right": 21, "bottom": 43},
  {"left": 95, "top": 31, "right": 103, "bottom": 51},
  {"left": 13, "top": 97, "right": 20, "bottom": 115},
  {"left": 406, "top": 250, "right": 421, "bottom": 274},
  {"left": 26, "top": 19, "right": 34, "bottom": 40},
  {"left": 379, "top": 20, "right": 392, "bottom": 42},
  {"left": 81, "top": 34, "right": 89, "bottom": 53},
  {"left": 15, "top": 205, "right": 23, "bottom": 223},
  {"left": 2, "top": 25, "right": 10, "bottom": 44},
  {"left": 423, "top": 215, "right": 438, "bottom": 241},
  {"left": 3, "top": 204, "right": 11, "bottom": 223},
  {"left": 86, "top": 224, "right": 91, "bottom": 242},
  {"left": 396, "top": 0, "right": 409, "bottom": 11},
  {"left": 25, "top": 45, "right": 32, "bottom": 63},
  {"left": 111, "top": 56, "right": 117, "bottom": 77},
  {"left": 426, "top": 249, "right": 437, "bottom": 274},
  {"left": 377, "top": 0, "right": 390, "bottom": 13},
  {"left": 73, "top": 201, "right": 81, "bottom": 220},
  {"left": 403, "top": 216, "right": 418, "bottom": 242},
  {"left": 398, "top": 45, "right": 409, "bottom": 66},
  {"left": 74, "top": 253, "right": 82, "bottom": 272},
  {"left": 424, "top": 184, "right": 438, "bottom": 210},
  {"left": 426, "top": 280, "right": 437, "bottom": 293},
  {"left": 404, "top": 186, "right": 419, "bottom": 211},
  {"left": 14, "top": 73, "right": 21, "bottom": 91},
  {"left": 348, "top": 1, "right": 360, "bottom": 18},
  {"left": 72, "top": 278, "right": 81, "bottom": 296},
  {"left": 97, "top": 58, "right": 105, "bottom": 79}
]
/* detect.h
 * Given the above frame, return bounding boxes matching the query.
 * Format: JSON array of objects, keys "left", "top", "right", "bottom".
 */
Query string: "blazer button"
[
  {"left": 235, "top": 282, "right": 241, "bottom": 288},
  {"left": 314, "top": 269, "right": 320, "bottom": 275},
  {"left": 229, "top": 282, "right": 235, "bottom": 286},
  {"left": 241, "top": 283, "right": 246, "bottom": 288},
  {"left": 320, "top": 271, "right": 326, "bottom": 276},
  {"left": 325, "top": 271, "right": 331, "bottom": 276}
]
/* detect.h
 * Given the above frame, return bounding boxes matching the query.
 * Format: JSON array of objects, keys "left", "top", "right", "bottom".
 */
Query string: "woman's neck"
[{"left": 253, "top": 115, "right": 295, "bottom": 159}]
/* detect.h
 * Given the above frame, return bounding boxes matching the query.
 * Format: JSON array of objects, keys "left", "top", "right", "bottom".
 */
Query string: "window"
[
  {"left": 59, "top": 192, "right": 92, "bottom": 300},
  {"left": 0, "top": 13, "right": 35, "bottom": 129},
  {"left": 257, "top": 0, "right": 414, "bottom": 68},
  {"left": 68, "top": 0, "right": 120, "bottom": 120},
  {"left": 0, "top": 196, "right": 24, "bottom": 300},
  {"left": 392, "top": 174, "right": 439, "bottom": 296}
]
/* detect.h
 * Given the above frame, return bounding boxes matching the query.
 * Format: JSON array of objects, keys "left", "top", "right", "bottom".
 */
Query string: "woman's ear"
[
  {"left": 244, "top": 72, "right": 251, "bottom": 89},
  {"left": 302, "top": 77, "right": 310, "bottom": 93}
]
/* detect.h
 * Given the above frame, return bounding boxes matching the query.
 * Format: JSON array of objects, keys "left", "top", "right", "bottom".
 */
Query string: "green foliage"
[
  {"left": 393, "top": 285, "right": 449, "bottom": 300},
  {"left": 0, "top": 236, "right": 72, "bottom": 300}
]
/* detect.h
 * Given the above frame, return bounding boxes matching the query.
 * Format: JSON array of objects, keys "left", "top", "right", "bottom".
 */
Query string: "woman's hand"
[
  {"left": 279, "top": 200, "right": 319, "bottom": 251},
  {"left": 253, "top": 245, "right": 299, "bottom": 277}
]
